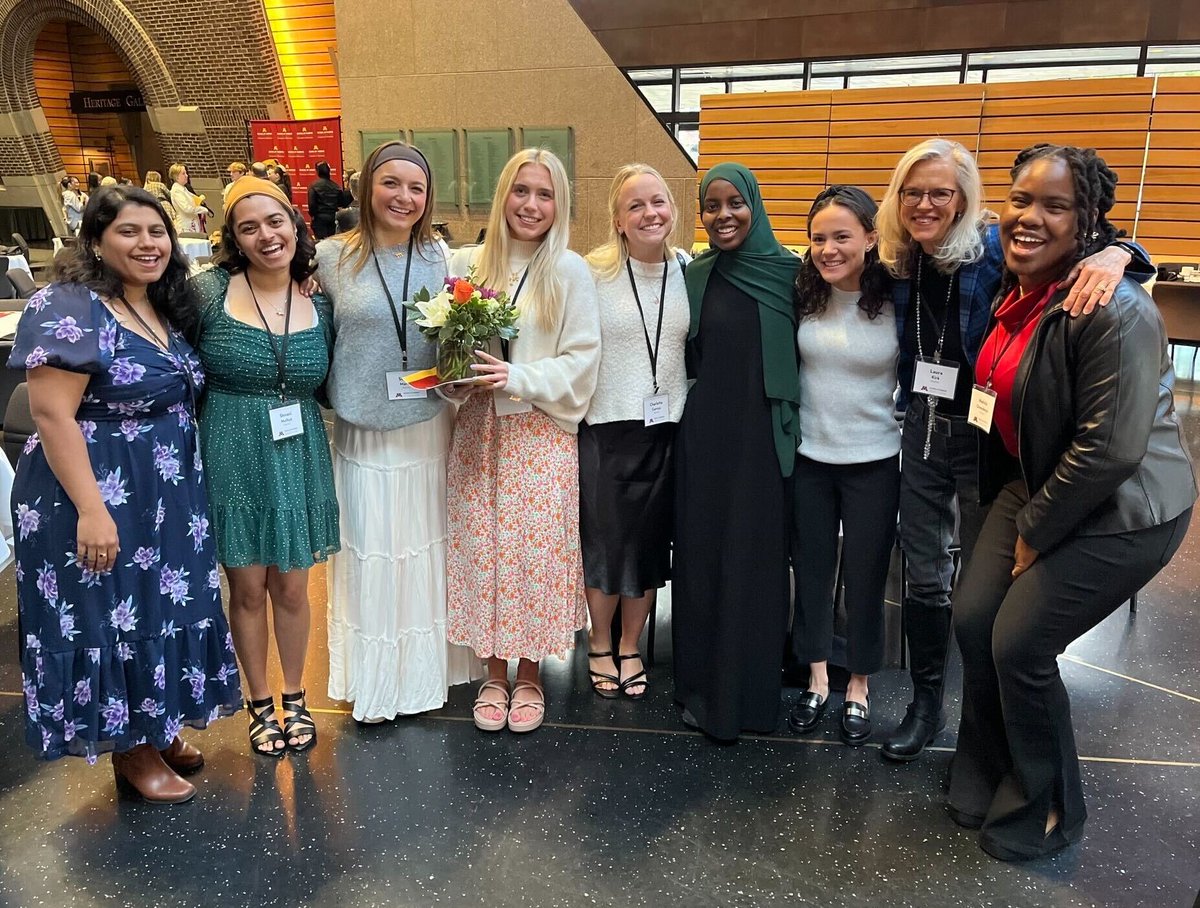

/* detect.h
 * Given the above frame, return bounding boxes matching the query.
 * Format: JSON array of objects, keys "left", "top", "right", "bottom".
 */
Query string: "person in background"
[
  {"left": 672, "top": 163, "right": 801, "bottom": 741},
  {"left": 143, "top": 170, "right": 175, "bottom": 224},
  {"left": 873, "top": 138, "right": 1153, "bottom": 764},
  {"left": 168, "top": 163, "right": 206, "bottom": 235},
  {"left": 267, "top": 163, "right": 293, "bottom": 203},
  {"left": 86, "top": 172, "right": 101, "bottom": 195},
  {"left": 581, "top": 164, "right": 689, "bottom": 701},
  {"left": 223, "top": 162, "right": 246, "bottom": 206},
  {"left": 7, "top": 185, "right": 241, "bottom": 801},
  {"left": 445, "top": 148, "right": 600, "bottom": 735},
  {"left": 949, "top": 144, "right": 1195, "bottom": 860},
  {"left": 100, "top": 176, "right": 117, "bottom": 188},
  {"left": 786, "top": 186, "right": 898, "bottom": 746},
  {"left": 250, "top": 162, "right": 269, "bottom": 180},
  {"left": 192, "top": 177, "right": 339, "bottom": 757},
  {"left": 61, "top": 176, "right": 85, "bottom": 234},
  {"left": 317, "top": 142, "right": 480, "bottom": 723},
  {"left": 335, "top": 171, "right": 361, "bottom": 234},
  {"left": 307, "top": 161, "right": 344, "bottom": 241}
]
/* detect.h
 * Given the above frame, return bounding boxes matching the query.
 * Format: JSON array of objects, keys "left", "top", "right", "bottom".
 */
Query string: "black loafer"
[
  {"left": 787, "top": 690, "right": 828, "bottom": 733},
  {"left": 840, "top": 698, "right": 871, "bottom": 746}
]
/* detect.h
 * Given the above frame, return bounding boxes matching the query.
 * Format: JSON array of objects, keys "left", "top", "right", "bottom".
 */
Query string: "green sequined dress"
[{"left": 192, "top": 268, "right": 340, "bottom": 570}]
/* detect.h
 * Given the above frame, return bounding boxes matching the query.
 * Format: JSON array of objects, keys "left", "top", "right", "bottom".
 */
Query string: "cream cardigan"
[{"left": 449, "top": 242, "right": 601, "bottom": 434}]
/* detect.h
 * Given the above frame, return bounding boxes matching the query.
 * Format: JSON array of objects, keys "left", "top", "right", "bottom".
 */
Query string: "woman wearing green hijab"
[{"left": 673, "top": 163, "right": 801, "bottom": 740}]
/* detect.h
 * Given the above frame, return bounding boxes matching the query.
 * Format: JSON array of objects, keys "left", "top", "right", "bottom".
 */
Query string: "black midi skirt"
[{"left": 578, "top": 419, "right": 675, "bottom": 598}]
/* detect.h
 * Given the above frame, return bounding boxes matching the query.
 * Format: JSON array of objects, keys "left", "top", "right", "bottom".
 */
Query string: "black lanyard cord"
[
  {"left": 372, "top": 235, "right": 415, "bottom": 367},
  {"left": 626, "top": 255, "right": 668, "bottom": 395},
  {"left": 500, "top": 268, "right": 530, "bottom": 363},
  {"left": 119, "top": 296, "right": 198, "bottom": 414},
  {"left": 246, "top": 274, "right": 293, "bottom": 400}
]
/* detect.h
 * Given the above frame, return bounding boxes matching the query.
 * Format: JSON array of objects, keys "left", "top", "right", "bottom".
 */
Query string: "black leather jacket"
[{"left": 980, "top": 277, "right": 1197, "bottom": 553}]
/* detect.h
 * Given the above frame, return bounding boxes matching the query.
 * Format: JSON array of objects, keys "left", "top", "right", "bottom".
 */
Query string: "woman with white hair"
[
  {"left": 444, "top": 148, "right": 601, "bottom": 734},
  {"left": 168, "top": 163, "right": 206, "bottom": 235},
  {"left": 875, "top": 138, "right": 1153, "bottom": 764}
]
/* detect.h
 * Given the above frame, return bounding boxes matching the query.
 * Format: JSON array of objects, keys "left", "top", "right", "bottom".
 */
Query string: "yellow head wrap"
[{"left": 223, "top": 176, "right": 293, "bottom": 221}]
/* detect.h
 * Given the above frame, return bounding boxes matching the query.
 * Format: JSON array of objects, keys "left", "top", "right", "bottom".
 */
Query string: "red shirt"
[{"left": 974, "top": 282, "right": 1057, "bottom": 456}]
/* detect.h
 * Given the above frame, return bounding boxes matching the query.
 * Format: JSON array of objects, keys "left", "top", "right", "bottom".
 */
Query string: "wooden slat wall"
[
  {"left": 1141, "top": 77, "right": 1200, "bottom": 262},
  {"left": 697, "top": 76, "right": 1199, "bottom": 260},
  {"left": 33, "top": 22, "right": 139, "bottom": 182},
  {"left": 262, "top": 0, "right": 341, "bottom": 120}
]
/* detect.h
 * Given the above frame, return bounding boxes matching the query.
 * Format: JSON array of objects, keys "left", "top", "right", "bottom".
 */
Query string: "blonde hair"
[
  {"left": 337, "top": 142, "right": 438, "bottom": 275},
  {"left": 167, "top": 163, "right": 187, "bottom": 184},
  {"left": 475, "top": 148, "right": 571, "bottom": 332},
  {"left": 876, "top": 139, "right": 985, "bottom": 277},
  {"left": 586, "top": 163, "right": 681, "bottom": 282}
]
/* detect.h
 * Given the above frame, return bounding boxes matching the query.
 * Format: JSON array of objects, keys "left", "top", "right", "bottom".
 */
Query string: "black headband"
[{"left": 371, "top": 142, "right": 431, "bottom": 181}]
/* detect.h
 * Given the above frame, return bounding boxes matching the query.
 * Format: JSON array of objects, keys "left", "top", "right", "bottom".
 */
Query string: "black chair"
[
  {"left": 1, "top": 381, "right": 33, "bottom": 466},
  {"left": 7, "top": 268, "right": 35, "bottom": 298},
  {"left": 11, "top": 232, "right": 50, "bottom": 277}
]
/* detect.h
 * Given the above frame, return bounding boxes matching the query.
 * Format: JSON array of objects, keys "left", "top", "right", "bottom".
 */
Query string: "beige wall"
[{"left": 334, "top": 0, "right": 697, "bottom": 253}]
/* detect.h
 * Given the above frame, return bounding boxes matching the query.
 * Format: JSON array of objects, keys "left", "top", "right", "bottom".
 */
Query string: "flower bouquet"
[{"left": 406, "top": 268, "right": 519, "bottom": 387}]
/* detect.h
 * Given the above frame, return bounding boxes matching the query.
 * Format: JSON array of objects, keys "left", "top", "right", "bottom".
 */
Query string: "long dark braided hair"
[
  {"left": 794, "top": 185, "right": 890, "bottom": 320},
  {"left": 1006, "top": 144, "right": 1124, "bottom": 288}
]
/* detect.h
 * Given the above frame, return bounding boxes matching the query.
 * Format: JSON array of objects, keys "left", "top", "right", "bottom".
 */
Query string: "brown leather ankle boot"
[
  {"left": 112, "top": 743, "right": 196, "bottom": 804},
  {"left": 159, "top": 736, "right": 204, "bottom": 775}
]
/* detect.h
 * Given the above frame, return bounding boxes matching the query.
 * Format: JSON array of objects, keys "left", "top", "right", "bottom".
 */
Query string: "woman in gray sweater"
[
  {"left": 787, "top": 186, "right": 900, "bottom": 746},
  {"left": 315, "top": 142, "right": 479, "bottom": 723}
]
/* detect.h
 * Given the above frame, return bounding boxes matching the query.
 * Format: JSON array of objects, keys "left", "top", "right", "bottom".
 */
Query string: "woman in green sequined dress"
[{"left": 192, "top": 177, "right": 338, "bottom": 757}]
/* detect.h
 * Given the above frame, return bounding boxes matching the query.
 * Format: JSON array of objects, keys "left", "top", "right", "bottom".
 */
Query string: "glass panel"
[
  {"left": 682, "top": 62, "right": 807, "bottom": 79},
  {"left": 981, "top": 63, "right": 1138, "bottom": 82},
  {"left": 637, "top": 84, "right": 674, "bottom": 113},
  {"left": 731, "top": 78, "right": 807, "bottom": 94},
  {"left": 1147, "top": 62, "right": 1200, "bottom": 76},
  {"left": 677, "top": 128, "right": 700, "bottom": 164},
  {"left": 848, "top": 70, "right": 961, "bottom": 88},
  {"left": 1147, "top": 45, "right": 1200, "bottom": 61},
  {"left": 678, "top": 81, "right": 728, "bottom": 112},
  {"left": 968, "top": 46, "right": 1139, "bottom": 67},
  {"left": 809, "top": 76, "right": 846, "bottom": 90},
  {"left": 812, "top": 54, "right": 960, "bottom": 75},
  {"left": 626, "top": 68, "right": 672, "bottom": 81}
]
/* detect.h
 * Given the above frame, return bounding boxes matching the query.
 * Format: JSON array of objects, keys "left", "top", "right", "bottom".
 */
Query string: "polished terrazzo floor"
[{"left": 0, "top": 375, "right": 1197, "bottom": 907}]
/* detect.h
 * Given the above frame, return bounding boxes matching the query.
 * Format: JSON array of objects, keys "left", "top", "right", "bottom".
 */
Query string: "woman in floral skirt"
[{"left": 8, "top": 186, "right": 241, "bottom": 803}]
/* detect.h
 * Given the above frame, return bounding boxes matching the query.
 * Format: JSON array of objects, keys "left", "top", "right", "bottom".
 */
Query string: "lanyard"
[
  {"left": 982, "top": 304, "right": 1043, "bottom": 390},
  {"left": 119, "top": 296, "right": 198, "bottom": 413},
  {"left": 500, "top": 268, "right": 529, "bottom": 362},
  {"left": 246, "top": 276, "right": 293, "bottom": 400},
  {"left": 913, "top": 255, "right": 953, "bottom": 365},
  {"left": 372, "top": 236, "right": 415, "bottom": 368},
  {"left": 118, "top": 295, "right": 171, "bottom": 352},
  {"left": 626, "top": 255, "right": 668, "bottom": 394}
]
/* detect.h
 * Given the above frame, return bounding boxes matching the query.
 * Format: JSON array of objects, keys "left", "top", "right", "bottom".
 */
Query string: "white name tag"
[
  {"left": 269, "top": 400, "right": 304, "bottom": 441},
  {"left": 386, "top": 370, "right": 429, "bottom": 400},
  {"left": 967, "top": 384, "right": 997, "bottom": 433},
  {"left": 493, "top": 389, "right": 533, "bottom": 417},
  {"left": 643, "top": 393, "right": 670, "bottom": 426},
  {"left": 912, "top": 356, "right": 960, "bottom": 400}
]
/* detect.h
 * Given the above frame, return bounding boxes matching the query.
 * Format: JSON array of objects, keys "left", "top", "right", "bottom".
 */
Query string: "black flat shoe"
[
  {"left": 947, "top": 803, "right": 986, "bottom": 829},
  {"left": 840, "top": 697, "right": 871, "bottom": 746},
  {"left": 787, "top": 690, "right": 828, "bottom": 734}
]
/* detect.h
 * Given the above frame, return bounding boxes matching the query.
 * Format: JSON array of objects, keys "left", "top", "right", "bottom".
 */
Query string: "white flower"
[{"left": 415, "top": 292, "right": 452, "bottom": 329}]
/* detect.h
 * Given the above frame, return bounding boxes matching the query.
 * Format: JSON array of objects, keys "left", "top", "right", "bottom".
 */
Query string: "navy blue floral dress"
[{"left": 7, "top": 283, "right": 242, "bottom": 762}]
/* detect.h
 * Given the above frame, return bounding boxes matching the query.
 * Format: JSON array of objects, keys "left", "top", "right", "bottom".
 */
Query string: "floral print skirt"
[{"left": 446, "top": 394, "right": 586, "bottom": 662}]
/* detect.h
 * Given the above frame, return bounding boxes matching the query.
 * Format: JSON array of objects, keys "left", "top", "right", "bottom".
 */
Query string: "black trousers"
[
  {"left": 791, "top": 453, "right": 900, "bottom": 676},
  {"left": 951, "top": 479, "right": 1191, "bottom": 858}
]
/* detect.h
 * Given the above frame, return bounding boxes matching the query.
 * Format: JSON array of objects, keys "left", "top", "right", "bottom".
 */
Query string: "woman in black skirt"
[
  {"left": 581, "top": 164, "right": 690, "bottom": 699},
  {"left": 672, "top": 163, "right": 802, "bottom": 740}
]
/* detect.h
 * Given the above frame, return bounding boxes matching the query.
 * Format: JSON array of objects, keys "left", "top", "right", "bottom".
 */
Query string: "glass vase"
[{"left": 436, "top": 338, "right": 476, "bottom": 383}]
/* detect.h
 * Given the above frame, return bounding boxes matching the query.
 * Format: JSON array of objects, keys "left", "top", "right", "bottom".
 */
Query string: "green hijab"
[{"left": 685, "top": 162, "right": 801, "bottom": 477}]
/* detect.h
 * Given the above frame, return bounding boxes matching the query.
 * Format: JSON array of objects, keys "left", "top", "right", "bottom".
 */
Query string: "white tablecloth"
[
  {"left": 6, "top": 254, "right": 31, "bottom": 278},
  {"left": 0, "top": 452, "right": 14, "bottom": 573},
  {"left": 179, "top": 238, "right": 212, "bottom": 262}
]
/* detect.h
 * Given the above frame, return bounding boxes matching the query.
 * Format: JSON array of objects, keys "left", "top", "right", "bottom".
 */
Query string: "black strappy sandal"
[
  {"left": 588, "top": 650, "right": 622, "bottom": 699},
  {"left": 616, "top": 652, "right": 649, "bottom": 700},
  {"left": 281, "top": 689, "right": 317, "bottom": 753},
  {"left": 247, "top": 695, "right": 286, "bottom": 758}
]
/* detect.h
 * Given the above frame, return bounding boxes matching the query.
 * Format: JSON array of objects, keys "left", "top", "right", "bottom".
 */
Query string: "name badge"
[
  {"left": 912, "top": 356, "right": 960, "bottom": 400},
  {"left": 493, "top": 388, "right": 533, "bottom": 417},
  {"left": 967, "top": 384, "right": 997, "bottom": 433},
  {"left": 386, "top": 370, "right": 429, "bottom": 400},
  {"left": 269, "top": 400, "right": 304, "bottom": 441},
  {"left": 643, "top": 393, "right": 670, "bottom": 426}
]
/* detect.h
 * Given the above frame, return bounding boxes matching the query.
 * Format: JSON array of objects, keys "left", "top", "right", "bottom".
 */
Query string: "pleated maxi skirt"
[{"left": 326, "top": 408, "right": 481, "bottom": 720}]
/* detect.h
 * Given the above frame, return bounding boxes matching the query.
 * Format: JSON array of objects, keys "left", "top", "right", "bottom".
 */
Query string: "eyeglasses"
[{"left": 899, "top": 188, "right": 957, "bottom": 207}]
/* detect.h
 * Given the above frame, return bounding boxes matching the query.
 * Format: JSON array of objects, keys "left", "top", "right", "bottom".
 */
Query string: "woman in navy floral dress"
[{"left": 7, "top": 186, "right": 241, "bottom": 803}]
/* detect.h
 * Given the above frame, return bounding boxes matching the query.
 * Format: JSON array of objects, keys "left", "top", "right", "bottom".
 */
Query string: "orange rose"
[{"left": 452, "top": 279, "right": 475, "bottom": 304}]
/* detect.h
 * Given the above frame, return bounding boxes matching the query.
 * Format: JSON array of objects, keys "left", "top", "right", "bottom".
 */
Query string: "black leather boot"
[{"left": 882, "top": 600, "right": 952, "bottom": 762}]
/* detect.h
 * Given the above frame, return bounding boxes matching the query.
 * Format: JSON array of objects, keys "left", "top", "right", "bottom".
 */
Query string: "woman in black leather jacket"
[{"left": 948, "top": 143, "right": 1196, "bottom": 861}]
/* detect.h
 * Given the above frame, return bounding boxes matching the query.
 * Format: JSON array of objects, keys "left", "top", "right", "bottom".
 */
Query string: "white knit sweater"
[
  {"left": 585, "top": 252, "right": 690, "bottom": 425},
  {"left": 449, "top": 241, "right": 601, "bottom": 434}
]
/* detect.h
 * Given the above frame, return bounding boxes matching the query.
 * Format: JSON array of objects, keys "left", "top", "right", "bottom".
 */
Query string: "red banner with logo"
[{"left": 247, "top": 116, "right": 343, "bottom": 222}]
